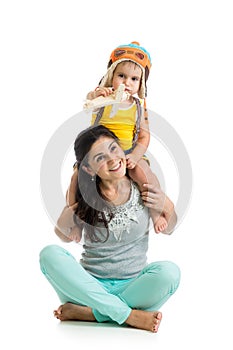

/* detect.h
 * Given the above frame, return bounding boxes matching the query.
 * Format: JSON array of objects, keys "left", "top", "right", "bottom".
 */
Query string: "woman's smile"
[{"left": 109, "top": 160, "right": 123, "bottom": 172}]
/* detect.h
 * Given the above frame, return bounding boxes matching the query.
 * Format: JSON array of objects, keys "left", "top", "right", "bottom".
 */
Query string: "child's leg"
[
  {"left": 66, "top": 166, "right": 78, "bottom": 206},
  {"left": 128, "top": 159, "right": 168, "bottom": 233}
]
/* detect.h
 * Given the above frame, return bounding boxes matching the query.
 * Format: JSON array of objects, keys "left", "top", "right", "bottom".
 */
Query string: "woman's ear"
[{"left": 82, "top": 165, "right": 95, "bottom": 177}]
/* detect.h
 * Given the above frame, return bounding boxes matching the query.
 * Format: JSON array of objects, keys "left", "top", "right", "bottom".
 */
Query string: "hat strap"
[{"left": 132, "top": 97, "right": 142, "bottom": 147}]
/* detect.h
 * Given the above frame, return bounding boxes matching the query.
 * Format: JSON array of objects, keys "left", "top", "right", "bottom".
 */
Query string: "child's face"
[{"left": 112, "top": 61, "right": 142, "bottom": 96}]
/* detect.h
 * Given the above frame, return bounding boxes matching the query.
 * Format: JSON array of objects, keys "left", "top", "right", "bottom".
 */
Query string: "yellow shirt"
[{"left": 91, "top": 102, "right": 138, "bottom": 151}]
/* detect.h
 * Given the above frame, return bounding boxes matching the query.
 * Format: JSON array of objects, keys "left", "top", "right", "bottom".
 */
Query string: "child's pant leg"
[
  {"left": 39, "top": 245, "right": 131, "bottom": 324},
  {"left": 118, "top": 261, "right": 181, "bottom": 311}
]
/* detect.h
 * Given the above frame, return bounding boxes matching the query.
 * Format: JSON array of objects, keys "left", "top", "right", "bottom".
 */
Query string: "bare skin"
[
  {"left": 67, "top": 166, "right": 168, "bottom": 234},
  {"left": 125, "top": 309, "right": 162, "bottom": 333},
  {"left": 54, "top": 303, "right": 162, "bottom": 333},
  {"left": 54, "top": 303, "right": 96, "bottom": 322}
]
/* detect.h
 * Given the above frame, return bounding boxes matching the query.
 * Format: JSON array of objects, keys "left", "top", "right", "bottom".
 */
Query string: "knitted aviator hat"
[{"left": 99, "top": 41, "right": 152, "bottom": 99}]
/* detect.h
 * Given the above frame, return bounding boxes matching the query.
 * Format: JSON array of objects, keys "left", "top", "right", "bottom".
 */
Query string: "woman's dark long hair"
[{"left": 74, "top": 125, "right": 120, "bottom": 242}]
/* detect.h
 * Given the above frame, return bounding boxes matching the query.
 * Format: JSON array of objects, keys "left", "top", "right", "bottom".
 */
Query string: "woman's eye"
[
  {"left": 96, "top": 155, "right": 104, "bottom": 162},
  {"left": 110, "top": 144, "right": 117, "bottom": 152}
]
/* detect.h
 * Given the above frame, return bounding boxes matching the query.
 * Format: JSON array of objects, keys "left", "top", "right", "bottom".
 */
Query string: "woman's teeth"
[{"left": 110, "top": 162, "right": 121, "bottom": 171}]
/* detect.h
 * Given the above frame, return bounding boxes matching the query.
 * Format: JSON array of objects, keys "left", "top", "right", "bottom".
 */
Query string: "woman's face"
[{"left": 86, "top": 136, "right": 126, "bottom": 180}]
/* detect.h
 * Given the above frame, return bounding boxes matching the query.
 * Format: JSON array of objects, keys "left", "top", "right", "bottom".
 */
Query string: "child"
[{"left": 67, "top": 41, "right": 168, "bottom": 234}]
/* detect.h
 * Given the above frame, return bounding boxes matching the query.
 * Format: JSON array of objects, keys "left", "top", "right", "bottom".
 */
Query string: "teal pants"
[{"left": 39, "top": 245, "right": 180, "bottom": 325}]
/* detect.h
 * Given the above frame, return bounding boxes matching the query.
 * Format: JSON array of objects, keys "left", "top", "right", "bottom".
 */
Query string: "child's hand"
[
  {"left": 88, "top": 87, "right": 113, "bottom": 100},
  {"left": 126, "top": 153, "right": 139, "bottom": 169}
]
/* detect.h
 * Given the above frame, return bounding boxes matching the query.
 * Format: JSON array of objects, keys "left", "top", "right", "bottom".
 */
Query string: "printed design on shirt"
[{"left": 103, "top": 182, "right": 144, "bottom": 241}]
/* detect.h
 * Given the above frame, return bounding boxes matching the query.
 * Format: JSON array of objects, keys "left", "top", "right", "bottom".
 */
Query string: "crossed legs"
[{"left": 40, "top": 245, "right": 180, "bottom": 333}]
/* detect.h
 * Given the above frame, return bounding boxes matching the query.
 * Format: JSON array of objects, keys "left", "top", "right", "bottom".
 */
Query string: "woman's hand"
[
  {"left": 141, "top": 183, "right": 177, "bottom": 234},
  {"left": 69, "top": 202, "right": 78, "bottom": 211},
  {"left": 141, "top": 183, "right": 166, "bottom": 213}
]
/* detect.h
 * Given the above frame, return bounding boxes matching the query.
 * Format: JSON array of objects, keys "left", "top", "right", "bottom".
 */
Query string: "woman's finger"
[
  {"left": 142, "top": 183, "right": 161, "bottom": 193},
  {"left": 143, "top": 183, "right": 155, "bottom": 189},
  {"left": 141, "top": 195, "right": 156, "bottom": 203},
  {"left": 143, "top": 201, "right": 158, "bottom": 209}
]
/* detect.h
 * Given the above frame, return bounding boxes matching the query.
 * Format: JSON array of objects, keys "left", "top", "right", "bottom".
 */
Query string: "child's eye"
[
  {"left": 118, "top": 73, "right": 125, "bottom": 78},
  {"left": 132, "top": 77, "right": 140, "bottom": 81}
]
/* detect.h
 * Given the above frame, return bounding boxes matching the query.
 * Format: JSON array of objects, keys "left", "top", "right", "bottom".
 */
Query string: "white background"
[{"left": 1, "top": 1, "right": 232, "bottom": 349}]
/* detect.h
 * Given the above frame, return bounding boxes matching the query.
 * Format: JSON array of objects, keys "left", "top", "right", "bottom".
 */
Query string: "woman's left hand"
[
  {"left": 141, "top": 183, "right": 177, "bottom": 234},
  {"left": 141, "top": 183, "right": 166, "bottom": 213}
]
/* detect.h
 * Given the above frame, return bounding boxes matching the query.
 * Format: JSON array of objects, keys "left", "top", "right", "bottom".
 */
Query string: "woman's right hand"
[{"left": 69, "top": 202, "right": 78, "bottom": 211}]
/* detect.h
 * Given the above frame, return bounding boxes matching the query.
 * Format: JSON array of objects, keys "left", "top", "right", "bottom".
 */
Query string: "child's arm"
[
  {"left": 126, "top": 110, "right": 150, "bottom": 169},
  {"left": 84, "top": 87, "right": 114, "bottom": 111},
  {"left": 84, "top": 85, "right": 129, "bottom": 111}
]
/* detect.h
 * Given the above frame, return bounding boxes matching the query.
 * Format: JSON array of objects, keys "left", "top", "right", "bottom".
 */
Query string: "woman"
[{"left": 39, "top": 125, "right": 180, "bottom": 333}]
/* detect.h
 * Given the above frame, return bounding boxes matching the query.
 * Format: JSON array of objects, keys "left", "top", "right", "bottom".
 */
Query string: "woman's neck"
[{"left": 100, "top": 176, "right": 131, "bottom": 206}]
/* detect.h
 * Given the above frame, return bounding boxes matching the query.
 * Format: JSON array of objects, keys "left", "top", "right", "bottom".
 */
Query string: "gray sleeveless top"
[{"left": 80, "top": 182, "right": 150, "bottom": 279}]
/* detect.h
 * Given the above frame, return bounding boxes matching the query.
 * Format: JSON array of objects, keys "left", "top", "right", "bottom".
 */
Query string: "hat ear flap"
[
  {"left": 144, "top": 66, "right": 150, "bottom": 97},
  {"left": 98, "top": 59, "right": 113, "bottom": 86},
  {"left": 107, "top": 59, "right": 113, "bottom": 69},
  {"left": 98, "top": 75, "right": 104, "bottom": 85},
  {"left": 145, "top": 66, "right": 149, "bottom": 82}
]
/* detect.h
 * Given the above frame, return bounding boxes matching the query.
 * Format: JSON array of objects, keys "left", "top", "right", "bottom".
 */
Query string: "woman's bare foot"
[
  {"left": 125, "top": 310, "right": 162, "bottom": 333},
  {"left": 54, "top": 303, "right": 96, "bottom": 322}
]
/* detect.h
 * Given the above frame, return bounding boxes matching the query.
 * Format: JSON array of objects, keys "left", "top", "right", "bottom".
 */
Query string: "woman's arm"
[
  {"left": 141, "top": 183, "right": 177, "bottom": 234},
  {"left": 54, "top": 226, "right": 73, "bottom": 242},
  {"left": 54, "top": 203, "right": 83, "bottom": 243}
]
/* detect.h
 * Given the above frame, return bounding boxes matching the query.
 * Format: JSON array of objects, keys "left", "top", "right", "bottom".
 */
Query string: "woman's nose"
[{"left": 106, "top": 153, "right": 115, "bottom": 161}]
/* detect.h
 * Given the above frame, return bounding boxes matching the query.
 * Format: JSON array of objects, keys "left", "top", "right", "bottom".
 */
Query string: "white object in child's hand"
[{"left": 83, "top": 84, "right": 129, "bottom": 111}]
